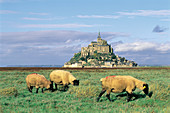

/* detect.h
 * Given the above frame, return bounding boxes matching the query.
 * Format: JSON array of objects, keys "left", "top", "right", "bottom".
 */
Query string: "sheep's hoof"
[
  {"left": 96, "top": 98, "right": 100, "bottom": 102},
  {"left": 148, "top": 91, "right": 153, "bottom": 97},
  {"left": 50, "top": 89, "right": 56, "bottom": 92},
  {"left": 51, "top": 90, "right": 54, "bottom": 92},
  {"left": 127, "top": 99, "right": 131, "bottom": 102}
]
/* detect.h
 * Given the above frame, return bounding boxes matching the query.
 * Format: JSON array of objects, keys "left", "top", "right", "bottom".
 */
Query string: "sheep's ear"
[{"left": 143, "top": 84, "right": 148, "bottom": 89}]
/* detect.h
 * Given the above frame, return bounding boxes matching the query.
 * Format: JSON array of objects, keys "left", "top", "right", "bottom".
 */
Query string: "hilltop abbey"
[
  {"left": 64, "top": 32, "right": 137, "bottom": 68},
  {"left": 81, "top": 32, "right": 113, "bottom": 57}
]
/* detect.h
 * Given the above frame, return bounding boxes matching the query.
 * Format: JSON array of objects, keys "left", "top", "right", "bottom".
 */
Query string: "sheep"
[
  {"left": 26, "top": 73, "right": 51, "bottom": 93},
  {"left": 49, "top": 70, "right": 79, "bottom": 91},
  {"left": 97, "top": 75, "right": 151, "bottom": 102}
]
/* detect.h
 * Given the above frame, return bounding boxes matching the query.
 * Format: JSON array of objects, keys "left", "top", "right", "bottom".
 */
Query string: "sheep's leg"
[
  {"left": 50, "top": 81, "right": 53, "bottom": 91},
  {"left": 29, "top": 86, "right": 33, "bottom": 93},
  {"left": 106, "top": 94, "right": 112, "bottom": 102},
  {"left": 126, "top": 92, "right": 132, "bottom": 102},
  {"left": 30, "top": 86, "right": 33, "bottom": 92},
  {"left": 55, "top": 83, "right": 58, "bottom": 90},
  {"left": 106, "top": 90, "right": 112, "bottom": 102},
  {"left": 97, "top": 89, "right": 106, "bottom": 102},
  {"left": 27, "top": 86, "right": 31, "bottom": 93},
  {"left": 41, "top": 88, "right": 44, "bottom": 93},
  {"left": 27, "top": 83, "right": 33, "bottom": 93},
  {"left": 36, "top": 88, "right": 39, "bottom": 93},
  {"left": 63, "top": 85, "right": 69, "bottom": 91}
]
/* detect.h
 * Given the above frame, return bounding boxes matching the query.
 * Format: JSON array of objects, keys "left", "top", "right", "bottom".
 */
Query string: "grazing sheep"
[
  {"left": 50, "top": 70, "right": 79, "bottom": 91},
  {"left": 26, "top": 73, "right": 51, "bottom": 93},
  {"left": 97, "top": 75, "right": 151, "bottom": 102}
]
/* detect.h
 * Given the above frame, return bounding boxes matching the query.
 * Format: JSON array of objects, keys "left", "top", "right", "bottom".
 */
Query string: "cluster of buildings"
[
  {"left": 81, "top": 32, "right": 113, "bottom": 57},
  {"left": 64, "top": 32, "right": 137, "bottom": 68}
]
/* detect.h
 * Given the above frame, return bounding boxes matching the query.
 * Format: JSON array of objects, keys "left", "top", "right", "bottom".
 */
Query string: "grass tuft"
[
  {"left": 68, "top": 85, "right": 100, "bottom": 98},
  {"left": 81, "top": 79, "right": 96, "bottom": 86},
  {"left": 0, "top": 87, "right": 18, "bottom": 97},
  {"left": 150, "top": 82, "right": 170, "bottom": 101}
]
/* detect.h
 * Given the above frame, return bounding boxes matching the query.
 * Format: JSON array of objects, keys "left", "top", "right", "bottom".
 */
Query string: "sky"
[{"left": 0, "top": 0, "right": 170, "bottom": 66}]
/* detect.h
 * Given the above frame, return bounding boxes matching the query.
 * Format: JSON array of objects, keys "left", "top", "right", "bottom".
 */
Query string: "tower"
[
  {"left": 97, "top": 31, "right": 102, "bottom": 45},
  {"left": 97, "top": 31, "right": 101, "bottom": 39}
]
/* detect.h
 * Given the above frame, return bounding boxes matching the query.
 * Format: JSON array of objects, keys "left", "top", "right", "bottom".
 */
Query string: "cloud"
[
  {"left": 22, "top": 16, "right": 66, "bottom": 21},
  {"left": 22, "top": 17, "right": 62, "bottom": 21},
  {"left": 1, "top": 30, "right": 169, "bottom": 66},
  {"left": 0, "top": 0, "right": 17, "bottom": 3},
  {"left": 161, "top": 18, "right": 170, "bottom": 21},
  {"left": 0, "top": 0, "right": 47, "bottom": 3},
  {"left": 19, "top": 24, "right": 95, "bottom": 28},
  {"left": 157, "top": 43, "right": 170, "bottom": 52},
  {"left": 114, "top": 42, "right": 156, "bottom": 52},
  {"left": 0, "top": 30, "right": 124, "bottom": 65},
  {"left": 152, "top": 25, "right": 168, "bottom": 33},
  {"left": 76, "top": 10, "right": 170, "bottom": 20},
  {"left": 113, "top": 41, "right": 170, "bottom": 65},
  {"left": 22, "top": 17, "right": 50, "bottom": 21},
  {"left": 0, "top": 30, "right": 125, "bottom": 46},
  {"left": 29, "top": 12, "right": 49, "bottom": 15},
  {"left": 117, "top": 10, "right": 170, "bottom": 17},
  {"left": 77, "top": 15, "right": 120, "bottom": 19},
  {"left": 114, "top": 41, "right": 170, "bottom": 53},
  {"left": 0, "top": 10, "right": 18, "bottom": 14}
]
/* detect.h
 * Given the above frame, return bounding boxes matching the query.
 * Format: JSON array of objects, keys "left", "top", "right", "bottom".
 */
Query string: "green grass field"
[{"left": 0, "top": 68, "right": 169, "bottom": 113}]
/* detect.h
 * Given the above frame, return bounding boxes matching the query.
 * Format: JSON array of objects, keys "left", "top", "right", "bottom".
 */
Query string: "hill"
[{"left": 64, "top": 32, "right": 138, "bottom": 68}]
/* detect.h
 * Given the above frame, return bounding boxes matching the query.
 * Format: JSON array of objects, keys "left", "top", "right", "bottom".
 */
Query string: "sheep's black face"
[
  {"left": 73, "top": 80, "right": 79, "bottom": 86},
  {"left": 143, "top": 84, "right": 149, "bottom": 95}
]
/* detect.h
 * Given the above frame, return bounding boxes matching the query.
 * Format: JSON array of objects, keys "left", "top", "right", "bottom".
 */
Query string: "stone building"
[
  {"left": 81, "top": 32, "right": 113, "bottom": 57},
  {"left": 63, "top": 32, "right": 138, "bottom": 68}
]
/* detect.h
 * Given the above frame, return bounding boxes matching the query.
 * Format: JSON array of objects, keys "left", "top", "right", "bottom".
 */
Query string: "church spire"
[{"left": 97, "top": 31, "right": 101, "bottom": 39}]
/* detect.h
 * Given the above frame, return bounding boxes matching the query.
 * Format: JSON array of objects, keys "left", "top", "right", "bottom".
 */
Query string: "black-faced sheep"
[
  {"left": 26, "top": 73, "right": 51, "bottom": 93},
  {"left": 49, "top": 70, "right": 79, "bottom": 91},
  {"left": 97, "top": 75, "right": 151, "bottom": 102}
]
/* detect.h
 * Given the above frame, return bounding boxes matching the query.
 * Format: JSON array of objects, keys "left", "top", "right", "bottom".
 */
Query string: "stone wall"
[{"left": 81, "top": 36, "right": 112, "bottom": 57}]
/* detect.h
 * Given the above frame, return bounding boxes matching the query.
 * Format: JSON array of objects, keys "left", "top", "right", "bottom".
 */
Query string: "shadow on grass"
[
  {"left": 97, "top": 92, "right": 154, "bottom": 102},
  {"left": 115, "top": 91, "right": 153, "bottom": 101},
  {"left": 116, "top": 93, "right": 146, "bottom": 101},
  {"left": 46, "top": 88, "right": 69, "bottom": 93}
]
